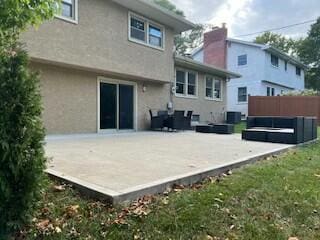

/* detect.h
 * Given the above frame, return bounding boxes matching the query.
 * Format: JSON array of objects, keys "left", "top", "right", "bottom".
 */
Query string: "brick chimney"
[{"left": 203, "top": 23, "right": 228, "bottom": 69}]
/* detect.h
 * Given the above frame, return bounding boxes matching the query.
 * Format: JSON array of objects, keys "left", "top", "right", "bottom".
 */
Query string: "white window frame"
[
  {"left": 237, "top": 87, "right": 248, "bottom": 103},
  {"left": 55, "top": 0, "right": 78, "bottom": 24},
  {"left": 205, "top": 75, "right": 223, "bottom": 101},
  {"left": 175, "top": 68, "right": 198, "bottom": 99},
  {"left": 128, "top": 12, "right": 165, "bottom": 51}
]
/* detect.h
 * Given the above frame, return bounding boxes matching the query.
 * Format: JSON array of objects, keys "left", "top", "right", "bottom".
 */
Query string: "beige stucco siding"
[
  {"left": 32, "top": 62, "right": 169, "bottom": 134},
  {"left": 172, "top": 73, "right": 227, "bottom": 123},
  {"left": 22, "top": 0, "right": 175, "bottom": 83}
]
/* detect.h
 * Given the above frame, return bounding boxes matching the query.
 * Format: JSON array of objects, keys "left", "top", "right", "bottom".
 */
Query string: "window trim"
[
  {"left": 55, "top": 0, "right": 78, "bottom": 24},
  {"left": 128, "top": 12, "right": 165, "bottom": 51},
  {"left": 175, "top": 68, "right": 198, "bottom": 99},
  {"left": 237, "top": 87, "right": 248, "bottom": 103},
  {"left": 204, "top": 75, "right": 223, "bottom": 102}
]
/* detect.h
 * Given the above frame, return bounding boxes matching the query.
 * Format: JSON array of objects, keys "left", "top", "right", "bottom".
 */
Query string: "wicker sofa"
[{"left": 242, "top": 116, "right": 318, "bottom": 144}]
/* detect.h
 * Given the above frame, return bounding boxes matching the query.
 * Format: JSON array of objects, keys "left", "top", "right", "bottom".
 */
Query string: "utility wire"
[{"left": 232, "top": 19, "right": 317, "bottom": 38}]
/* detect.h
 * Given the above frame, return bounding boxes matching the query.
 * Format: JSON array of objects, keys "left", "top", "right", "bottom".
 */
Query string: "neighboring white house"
[{"left": 192, "top": 26, "right": 307, "bottom": 117}]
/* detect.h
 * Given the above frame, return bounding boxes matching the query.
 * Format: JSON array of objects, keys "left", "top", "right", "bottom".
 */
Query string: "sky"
[{"left": 170, "top": 0, "right": 320, "bottom": 40}]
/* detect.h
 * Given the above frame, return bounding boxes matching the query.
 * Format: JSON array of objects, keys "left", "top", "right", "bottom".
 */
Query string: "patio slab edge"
[{"left": 46, "top": 140, "right": 317, "bottom": 205}]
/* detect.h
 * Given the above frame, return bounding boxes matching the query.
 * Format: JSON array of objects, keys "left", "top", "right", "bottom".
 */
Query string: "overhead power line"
[{"left": 232, "top": 19, "right": 317, "bottom": 38}]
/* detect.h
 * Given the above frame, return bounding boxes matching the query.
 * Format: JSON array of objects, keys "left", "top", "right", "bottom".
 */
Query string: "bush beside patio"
[{"left": 17, "top": 134, "right": 320, "bottom": 240}]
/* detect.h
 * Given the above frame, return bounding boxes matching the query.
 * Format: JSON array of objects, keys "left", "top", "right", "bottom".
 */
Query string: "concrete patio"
[{"left": 45, "top": 131, "right": 294, "bottom": 204}]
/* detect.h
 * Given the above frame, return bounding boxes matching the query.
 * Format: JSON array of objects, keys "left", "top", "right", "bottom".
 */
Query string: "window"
[
  {"left": 129, "top": 13, "right": 164, "bottom": 49},
  {"left": 187, "top": 72, "right": 196, "bottom": 95},
  {"left": 271, "top": 54, "right": 279, "bottom": 67},
  {"left": 59, "top": 0, "right": 77, "bottom": 22},
  {"left": 214, "top": 80, "right": 222, "bottom": 99},
  {"left": 175, "top": 70, "right": 185, "bottom": 95},
  {"left": 205, "top": 77, "right": 213, "bottom": 98},
  {"left": 238, "top": 54, "right": 247, "bottom": 66},
  {"left": 149, "top": 25, "right": 163, "bottom": 47},
  {"left": 238, "top": 87, "right": 247, "bottom": 102},
  {"left": 296, "top": 67, "right": 301, "bottom": 76},
  {"left": 205, "top": 76, "right": 222, "bottom": 100},
  {"left": 130, "top": 17, "right": 146, "bottom": 42},
  {"left": 267, "top": 87, "right": 275, "bottom": 96},
  {"left": 284, "top": 61, "right": 288, "bottom": 71},
  {"left": 175, "top": 69, "right": 197, "bottom": 97}
]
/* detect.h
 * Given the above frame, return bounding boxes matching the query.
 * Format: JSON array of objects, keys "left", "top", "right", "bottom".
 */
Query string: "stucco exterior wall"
[
  {"left": 22, "top": 0, "right": 175, "bottom": 83},
  {"left": 32, "top": 62, "right": 170, "bottom": 135},
  {"left": 172, "top": 73, "right": 227, "bottom": 123}
]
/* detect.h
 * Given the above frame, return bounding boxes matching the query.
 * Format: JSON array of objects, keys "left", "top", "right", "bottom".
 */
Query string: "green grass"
[
  {"left": 17, "top": 136, "right": 320, "bottom": 240},
  {"left": 234, "top": 121, "right": 247, "bottom": 133}
]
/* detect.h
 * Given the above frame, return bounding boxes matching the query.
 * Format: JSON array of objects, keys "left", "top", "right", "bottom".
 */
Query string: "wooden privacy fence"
[{"left": 248, "top": 96, "right": 320, "bottom": 125}]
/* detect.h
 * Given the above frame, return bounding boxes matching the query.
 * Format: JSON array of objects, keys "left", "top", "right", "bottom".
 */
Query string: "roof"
[
  {"left": 111, "top": 0, "right": 196, "bottom": 33},
  {"left": 175, "top": 55, "right": 241, "bottom": 79},
  {"left": 190, "top": 38, "right": 308, "bottom": 69}
]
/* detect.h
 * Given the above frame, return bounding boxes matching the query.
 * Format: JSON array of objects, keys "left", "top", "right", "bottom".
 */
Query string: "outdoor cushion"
[{"left": 273, "top": 117, "right": 294, "bottom": 128}]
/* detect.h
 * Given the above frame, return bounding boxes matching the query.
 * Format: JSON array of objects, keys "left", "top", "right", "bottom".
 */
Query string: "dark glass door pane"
[
  {"left": 119, "top": 84, "right": 134, "bottom": 130},
  {"left": 100, "top": 83, "right": 117, "bottom": 129}
]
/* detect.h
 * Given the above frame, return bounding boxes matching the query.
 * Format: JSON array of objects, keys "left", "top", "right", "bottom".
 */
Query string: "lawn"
[
  {"left": 17, "top": 138, "right": 320, "bottom": 240},
  {"left": 234, "top": 121, "right": 247, "bottom": 133}
]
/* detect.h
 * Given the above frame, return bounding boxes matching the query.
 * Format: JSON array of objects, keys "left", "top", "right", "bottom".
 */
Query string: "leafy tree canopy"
[
  {"left": 153, "top": 0, "right": 184, "bottom": 16},
  {"left": 254, "top": 31, "right": 302, "bottom": 56},
  {"left": 298, "top": 17, "right": 320, "bottom": 90},
  {"left": 0, "top": 0, "right": 59, "bottom": 49}
]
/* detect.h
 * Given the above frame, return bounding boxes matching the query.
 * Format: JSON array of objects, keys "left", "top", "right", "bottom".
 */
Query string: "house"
[
  {"left": 21, "top": 0, "right": 240, "bottom": 135},
  {"left": 192, "top": 26, "right": 307, "bottom": 118}
]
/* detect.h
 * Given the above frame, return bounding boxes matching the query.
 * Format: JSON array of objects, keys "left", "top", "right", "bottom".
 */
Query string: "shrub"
[
  {"left": 281, "top": 89, "right": 319, "bottom": 96},
  {"left": 0, "top": 45, "right": 46, "bottom": 235}
]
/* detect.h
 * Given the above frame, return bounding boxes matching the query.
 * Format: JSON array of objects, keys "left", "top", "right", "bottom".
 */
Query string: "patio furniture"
[
  {"left": 164, "top": 110, "right": 185, "bottom": 131},
  {"left": 184, "top": 111, "right": 193, "bottom": 130},
  {"left": 226, "top": 111, "right": 242, "bottom": 124},
  {"left": 196, "top": 123, "right": 234, "bottom": 134},
  {"left": 242, "top": 116, "right": 317, "bottom": 144},
  {"left": 149, "top": 110, "right": 166, "bottom": 131}
]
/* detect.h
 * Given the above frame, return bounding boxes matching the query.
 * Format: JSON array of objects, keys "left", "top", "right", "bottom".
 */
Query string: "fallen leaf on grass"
[
  {"left": 314, "top": 174, "right": 320, "bottom": 178},
  {"left": 288, "top": 237, "right": 299, "bottom": 240},
  {"left": 36, "top": 219, "right": 50, "bottom": 231},
  {"left": 53, "top": 185, "right": 66, "bottom": 192},
  {"left": 65, "top": 205, "right": 80, "bottom": 218}
]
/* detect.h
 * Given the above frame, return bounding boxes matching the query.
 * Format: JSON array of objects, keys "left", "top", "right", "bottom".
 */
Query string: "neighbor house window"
[
  {"left": 267, "top": 87, "right": 275, "bottom": 96},
  {"left": 205, "top": 76, "right": 222, "bottom": 100},
  {"left": 175, "top": 69, "right": 197, "bottom": 97},
  {"left": 59, "top": 0, "right": 77, "bottom": 22},
  {"left": 284, "top": 61, "right": 288, "bottom": 71},
  {"left": 271, "top": 54, "right": 279, "bottom": 67},
  {"left": 238, "top": 87, "right": 247, "bottom": 102},
  {"left": 296, "top": 67, "right": 301, "bottom": 76},
  {"left": 129, "top": 13, "right": 164, "bottom": 49},
  {"left": 238, "top": 54, "right": 247, "bottom": 66}
]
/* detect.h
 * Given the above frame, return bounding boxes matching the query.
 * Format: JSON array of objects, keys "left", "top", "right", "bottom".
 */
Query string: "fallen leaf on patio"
[
  {"left": 36, "top": 219, "right": 50, "bottom": 231},
  {"left": 65, "top": 205, "right": 80, "bottom": 218},
  {"left": 53, "top": 185, "right": 66, "bottom": 192}
]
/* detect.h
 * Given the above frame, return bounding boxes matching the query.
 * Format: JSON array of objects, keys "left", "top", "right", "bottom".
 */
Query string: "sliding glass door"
[{"left": 99, "top": 81, "right": 135, "bottom": 131}]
